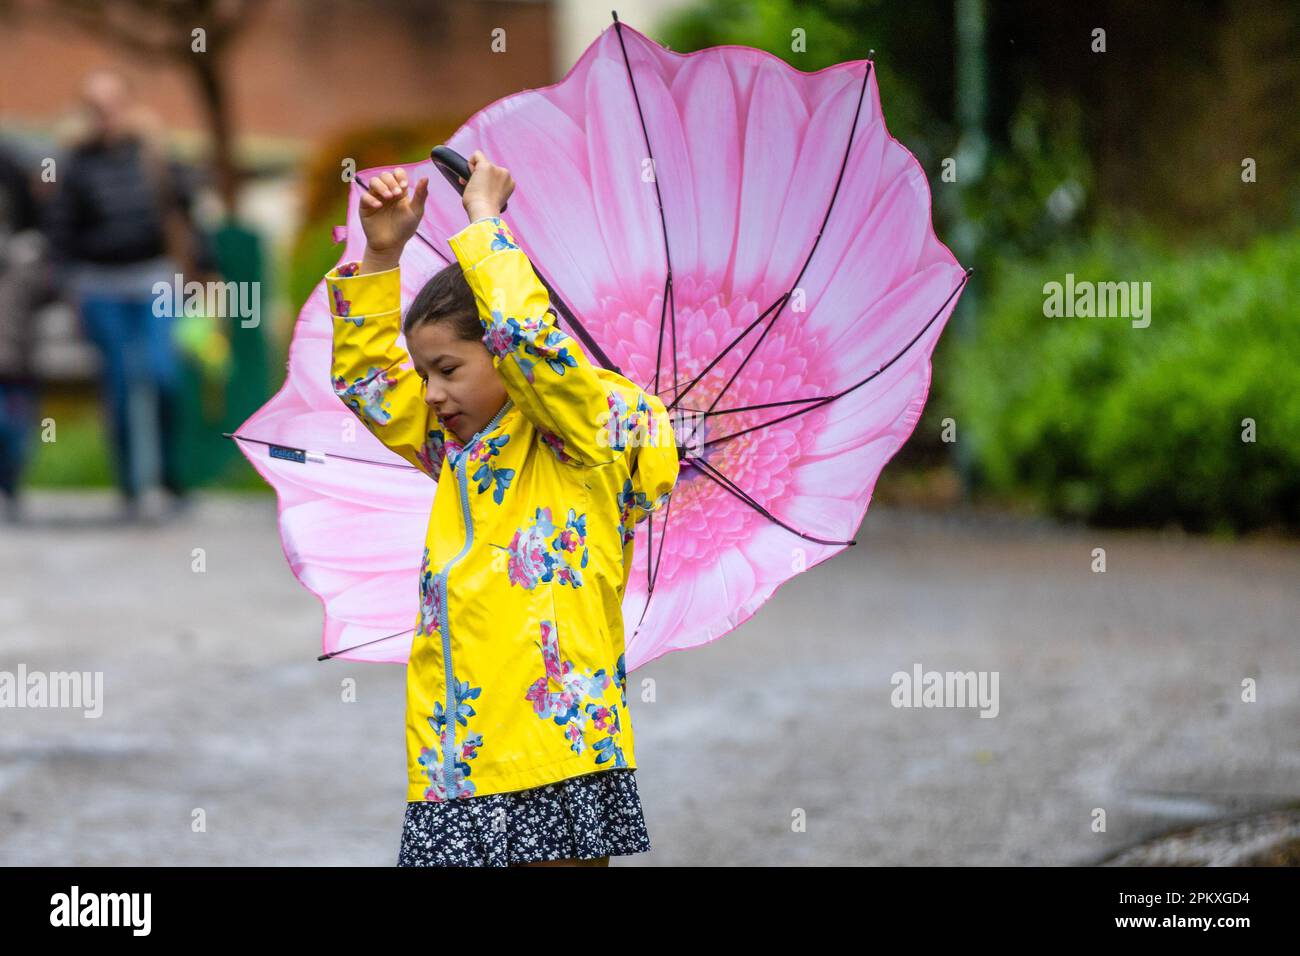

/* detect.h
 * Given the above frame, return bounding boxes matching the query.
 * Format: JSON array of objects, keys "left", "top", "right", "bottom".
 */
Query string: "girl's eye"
[{"left": 440, "top": 367, "right": 456, "bottom": 376}]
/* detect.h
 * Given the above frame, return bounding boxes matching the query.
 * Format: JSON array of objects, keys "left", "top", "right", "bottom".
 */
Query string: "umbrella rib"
[
  {"left": 702, "top": 268, "right": 972, "bottom": 447},
  {"left": 644, "top": 501, "right": 654, "bottom": 595},
  {"left": 317, "top": 627, "right": 414, "bottom": 662},
  {"left": 658, "top": 370, "right": 702, "bottom": 399},
  {"left": 665, "top": 294, "right": 787, "bottom": 413},
  {"left": 651, "top": 489, "right": 673, "bottom": 589},
  {"left": 704, "top": 394, "right": 843, "bottom": 418},
  {"left": 225, "top": 432, "right": 422, "bottom": 472},
  {"left": 612, "top": 13, "right": 678, "bottom": 396},
  {"left": 668, "top": 61, "right": 875, "bottom": 414},
  {"left": 629, "top": 490, "right": 675, "bottom": 640},
  {"left": 643, "top": 485, "right": 675, "bottom": 596},
  {"left": 655, "top": 276, "right": 673, "bottom": 395},
  {"left": 693, "top": 457, "right": 856, "bottom": 546}
]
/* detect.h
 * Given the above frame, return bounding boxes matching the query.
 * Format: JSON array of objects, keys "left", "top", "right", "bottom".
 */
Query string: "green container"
[{"left": 172, "top": 220, "right": 271, "bottom": 490}]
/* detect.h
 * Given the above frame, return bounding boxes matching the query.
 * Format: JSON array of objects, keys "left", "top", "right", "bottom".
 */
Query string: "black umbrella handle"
[{"left": 430, "top": 145, "right": 508, "bottom": 215}]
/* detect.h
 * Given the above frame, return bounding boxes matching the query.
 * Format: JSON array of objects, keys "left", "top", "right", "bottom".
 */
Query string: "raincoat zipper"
[{"left": 435, "top": 399, "right": 514, "bottom": 798}]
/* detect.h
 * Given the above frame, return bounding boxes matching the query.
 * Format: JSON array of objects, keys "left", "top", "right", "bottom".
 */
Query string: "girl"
[{"left": 327, "top": 154, "right": 679, "bottom": 867}]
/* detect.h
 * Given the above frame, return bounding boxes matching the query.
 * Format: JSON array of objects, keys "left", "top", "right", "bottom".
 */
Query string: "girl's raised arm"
[
  {"left": 327, "top": 261, "right": 449, "bottom": 479},
  {"left": 448, "top": 214, "right": 665, "bottom": 470}
]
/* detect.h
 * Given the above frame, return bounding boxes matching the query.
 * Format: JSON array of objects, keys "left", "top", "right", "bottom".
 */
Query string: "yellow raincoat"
[{"left": 327, "top": 215, "right": 679, "bottom": 801}]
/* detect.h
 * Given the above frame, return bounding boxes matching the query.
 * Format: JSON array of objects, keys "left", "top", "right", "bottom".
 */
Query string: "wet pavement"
[{"left": 1, "top": 490, "right": 1297, "bottom": 865}]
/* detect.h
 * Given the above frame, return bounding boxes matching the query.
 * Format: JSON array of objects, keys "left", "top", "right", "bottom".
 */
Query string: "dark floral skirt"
[{"left": 396, "top": 767, "right": 651, "bottom": 866}]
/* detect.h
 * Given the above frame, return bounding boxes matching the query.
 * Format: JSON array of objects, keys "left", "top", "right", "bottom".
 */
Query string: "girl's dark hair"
[{"left": 403, "top": 263, "right": 482, "bottom": 341}]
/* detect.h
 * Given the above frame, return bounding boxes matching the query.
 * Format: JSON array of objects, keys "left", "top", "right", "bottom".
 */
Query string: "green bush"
[
  {"left": 24, "top": 399, "right": 114, "bottom": 487},
  {"left": 948, "top": 228, "right": 1300, "bottom": 532}
]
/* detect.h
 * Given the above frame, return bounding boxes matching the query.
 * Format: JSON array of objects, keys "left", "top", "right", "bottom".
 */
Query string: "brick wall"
[{"left": 1, "top": 0, "right": 557, "bottom": 155}]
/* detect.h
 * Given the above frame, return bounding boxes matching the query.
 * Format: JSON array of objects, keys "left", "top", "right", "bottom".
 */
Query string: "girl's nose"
[{"left": 425, "top": 381, "right": 446, "bottom": 406}]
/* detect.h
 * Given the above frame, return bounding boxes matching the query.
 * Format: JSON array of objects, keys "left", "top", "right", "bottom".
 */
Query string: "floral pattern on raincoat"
[{"left": 327, "top": 215, "right": 679, "bottom": 800}]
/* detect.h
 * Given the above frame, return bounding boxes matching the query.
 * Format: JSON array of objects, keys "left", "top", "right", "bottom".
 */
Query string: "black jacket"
[
  {"left": 42, "top": 135, "right": 214, "bottom": 271},
  {"left": 0, "top": 147, "right": 39, "bottom": 235}
]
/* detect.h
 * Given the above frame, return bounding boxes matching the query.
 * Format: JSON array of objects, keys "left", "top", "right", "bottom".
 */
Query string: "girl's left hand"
[
  {"left": 461, "top": 150, "right": 515, "bottom": 221},
  {"left": 359, "top": 167, "right": 429, "bottom": 256}
]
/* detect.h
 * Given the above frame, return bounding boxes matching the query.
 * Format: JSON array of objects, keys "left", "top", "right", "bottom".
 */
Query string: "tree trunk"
[{"left": 190, "top": 47, "right": 237, "bottom": 218}]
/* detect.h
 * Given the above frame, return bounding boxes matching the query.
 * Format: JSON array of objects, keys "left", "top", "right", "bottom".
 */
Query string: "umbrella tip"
[{"left": 611, "top": 9, "right": 619, "bottom": 23}]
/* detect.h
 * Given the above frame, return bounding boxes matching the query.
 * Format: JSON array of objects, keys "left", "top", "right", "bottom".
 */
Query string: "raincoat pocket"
[
  {"left": 520, "top": 584, "right": 567, "bottom": 721},
  {"left": 541, "top": 584, "right": 565, "bottom": 691}
]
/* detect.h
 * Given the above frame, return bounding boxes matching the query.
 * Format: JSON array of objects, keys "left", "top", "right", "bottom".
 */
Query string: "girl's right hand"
[
  {"left": 461, "top": 150, "right": 514, "bottom": 221},
  {"left": 359, "top": 167, "right": 429, "bottom": 256}
]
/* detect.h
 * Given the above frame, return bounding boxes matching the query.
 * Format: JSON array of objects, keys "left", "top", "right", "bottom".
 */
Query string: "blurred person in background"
[
  {"left": 42, "top": 67, "right": 214, "bottom": 521},
  {"left": 0, "top": 141, "right": 48, "bottom": 523}
]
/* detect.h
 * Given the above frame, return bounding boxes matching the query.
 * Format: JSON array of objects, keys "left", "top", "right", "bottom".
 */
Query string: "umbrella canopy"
[{"left": 232, "top": 15, "right": 969, "bottom": 668}]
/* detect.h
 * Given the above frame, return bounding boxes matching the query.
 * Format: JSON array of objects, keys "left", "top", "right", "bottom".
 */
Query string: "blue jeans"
[
  {"left": 0, "top": 380, "right": 40, "bottom": 497},
  {"left": 79, "top": 294, "right": 185, "bottom": 499}
]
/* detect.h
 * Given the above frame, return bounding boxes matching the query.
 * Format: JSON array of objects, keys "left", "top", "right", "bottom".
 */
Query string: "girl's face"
[{"left": 407, "top": 320, "right": 509, "bottom": 444}]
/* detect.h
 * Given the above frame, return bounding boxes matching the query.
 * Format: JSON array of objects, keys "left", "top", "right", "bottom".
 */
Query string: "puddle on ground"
[{"left": 1101, "top": 807, "right": 1300, "bottom": 865}]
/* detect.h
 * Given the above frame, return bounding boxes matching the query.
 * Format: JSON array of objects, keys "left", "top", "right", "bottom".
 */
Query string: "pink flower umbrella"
[{"left": 230, "top": 13, "right": 970, "bottom": 668}]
